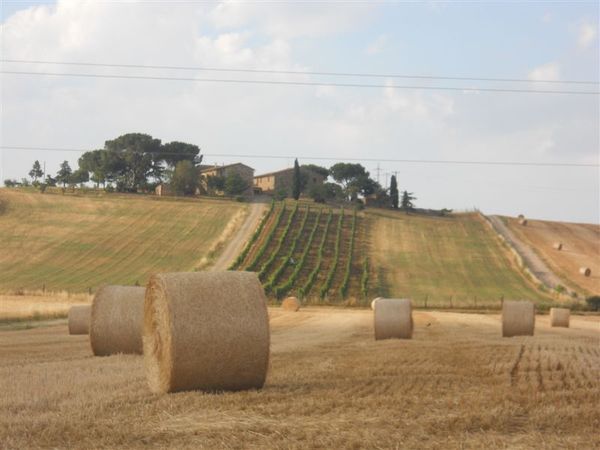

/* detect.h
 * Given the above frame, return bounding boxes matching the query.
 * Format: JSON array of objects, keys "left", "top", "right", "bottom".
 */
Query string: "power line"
[
  {"left": 2, "top": 146, "right": 598, "bottom": 168},
  {"left": 2, "top": 58, "right": 598, "bottom": 85},
  {"left": 2, "top": 71, "right": 598, "bottom": 95}
]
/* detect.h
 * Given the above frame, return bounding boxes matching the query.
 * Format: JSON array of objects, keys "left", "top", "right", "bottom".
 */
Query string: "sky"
[{"left": 1, "top": 0, "right": 598, "bottom": 223}]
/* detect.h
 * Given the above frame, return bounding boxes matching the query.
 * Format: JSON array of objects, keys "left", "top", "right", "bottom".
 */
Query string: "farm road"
[
  {"left": 488, "top": 215, "right": 564, "bottom": 290},
  {"left": 210, "top": 201, "right": 267, "bottom": 270}
]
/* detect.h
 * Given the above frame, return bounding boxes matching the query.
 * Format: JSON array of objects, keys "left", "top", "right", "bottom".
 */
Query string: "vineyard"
[{"left": 232, "top": 201, "right": 370, "bottom": 305}]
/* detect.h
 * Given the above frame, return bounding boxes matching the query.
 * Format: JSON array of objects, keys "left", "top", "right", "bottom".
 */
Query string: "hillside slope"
[
  {"left": 504, "top": 217, "right": 600, "bottom": 296},
  {"left": 368, "top": 210, "right": 552, "bottom": 307},
  {"left": 0, "top": 189, "right": 246, "bottom": 292}
]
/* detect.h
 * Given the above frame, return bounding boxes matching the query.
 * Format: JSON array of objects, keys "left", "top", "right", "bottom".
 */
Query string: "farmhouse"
[
  {"left": 199, "top": 163, "right": 254, "bottom": 197},
  {"left": 254, "top": 167, "right": 326, "bottom": 196}
]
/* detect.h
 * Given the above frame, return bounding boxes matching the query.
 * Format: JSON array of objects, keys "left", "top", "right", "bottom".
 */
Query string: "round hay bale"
[
  {"left": 374, "top": 298, "right": 413, "bottom": 340},
  {"left": 517, "top": 214, "right": 525, "bottom": 220},
  {"left": 90, "top": 286, "right": 145, "bottom": 356},
  {"left": 579, "top": 267, "right": 591, "bottom": 277},
  {"left": 553, "top": 242, "right": 563, "bottom": 251},
  {"left": 518, "top": 218, "right": 528, "bottom": 226},
  {"left": 68, "top": 305, "right": 91, "bottom": 335},
  {"left": 281, "top": 296, "right": 300, "bottom": 311},
  {"left": 370, "top": 297, "right": 382, "bottom": 310},
  {"left": 550, "top": 307, "right": 570, "bottom": 328},
  {"left": 143, "top": 271, "right": 270, "bottom": 394},
  {"left": 502, "top": 300, "right": 535, "bottom": 337}
]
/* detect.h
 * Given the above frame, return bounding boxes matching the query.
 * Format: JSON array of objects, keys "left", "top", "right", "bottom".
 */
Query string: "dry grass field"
[
  {"left": 504, "top": 217, "right": 600, "bottom": 296},
  {"left": 0, "top": 292, "right": 90, "bottom": 322},
  {"left": 368, "top": 210, "right": 552, "bottom": 307},
  {"left": 1, "top": 307, "right": 598, "bottom": 449},
  {"left": 0, "top": 189, "right": 246, "bottom": 292}
]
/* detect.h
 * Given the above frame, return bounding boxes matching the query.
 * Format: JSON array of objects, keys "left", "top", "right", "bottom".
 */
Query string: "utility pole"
[
  {"left": 374, "top": 163, "right": 381, "bottom": 185},
  {"left": 43, "top": 161, "right": 46, "bottom": 180}
]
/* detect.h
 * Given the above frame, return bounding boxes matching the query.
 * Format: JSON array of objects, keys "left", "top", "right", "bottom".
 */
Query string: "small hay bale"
[
  {"left": 518, "top": 218, "right": 528, "bottom": 226},
  {"left": 90, "top": 286, "right": 145, "bottom": 356},
  {"left": 502, "top": 300, "right": 535, "bottom": 337},
  {"left": 282, "top": 296, "right": 300, "bottom": 311},
  {"left": 579, "top": 267, "right": 591, "bottom": 277},
  {"left": 374, "top": 298, "right": 413, "bottom": 340},
  {"left": 553, "top": 242, "right": 563, "bottom": 250},
  {"left": 143, "top": 271, "right": 270, "bottom": 394},
  {"left": 550, "top": 308, "right": 570, "bottom": 328},
  {"left": 68, "top": 305, "right": 91, "bottom": 335},
  {"left": 370, "top": 297, "right": 382, "bottom": 310}
]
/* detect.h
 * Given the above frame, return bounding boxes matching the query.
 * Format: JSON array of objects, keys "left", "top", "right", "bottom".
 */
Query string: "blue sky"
[{"left": 1, "top": 1, "right": 598, "bottom": 222}]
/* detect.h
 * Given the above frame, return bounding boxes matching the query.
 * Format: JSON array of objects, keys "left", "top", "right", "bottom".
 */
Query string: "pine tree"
[
  {"left": 292, "top": 158, "right": 301, "bottom": 201},
  {"left": 28, "top": 160, "right": 43, "bottom": 182},
  {"left": 390, "top": 175, "right": 399, "bottom": 209}
]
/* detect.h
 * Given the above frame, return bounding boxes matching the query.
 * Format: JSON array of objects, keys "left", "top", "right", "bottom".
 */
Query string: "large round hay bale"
[
  {"left": 502, "top": 300, "right": 535, "bottom": 337},
  {"left": 281, "top": 296, "right": 300, "bottom": 311},
  {"left": 374, "top": 298, "right": 413, "bottom": 340},
  {"left": 579, "top": 267, "right": 591, "bottom": 277},
  {"left": 553, "top": 242, "right": 563, "bottom": 251},
  {"left": 518, "top": 218, "right": 528, "bottom": 226},
  {"left": 370, "top": 297, "right": 382, "bottom": 310},
  {"left": 550, "top": 308, "right": 570, "bottom": 328},
  {"left": 68, "top": 305, "right": 91, "bottom": 335},
  {"left": 143, "top": 271, "right": 270, "bottom": 394},
  {"left": 517, "top": 214, "right": 525, "bottom": 220},
  {"left": 90, "top": 286, "right": 145, "bottom": 356}
]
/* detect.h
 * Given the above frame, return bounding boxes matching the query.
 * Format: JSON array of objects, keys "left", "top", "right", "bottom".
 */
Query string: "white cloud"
[
  {"left": 578, "top": 21, "right": 597, "bottom": 49},
  {"left": 366, "top": 34, "right": 388, "bottom": 55},
  {"left": 528, "top": 62, "right": 560, "bottom": 81}
]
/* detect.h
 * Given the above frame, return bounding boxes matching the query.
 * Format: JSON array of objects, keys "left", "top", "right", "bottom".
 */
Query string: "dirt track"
[
  {"left": 1, "top": 308, "right": 598, "bottom": 449},
  {"left": 488, "top": 215, "right": 565, "bottom": 290},
  {"left": 210, "top": 201, "right": 267, "bottom": 271}
]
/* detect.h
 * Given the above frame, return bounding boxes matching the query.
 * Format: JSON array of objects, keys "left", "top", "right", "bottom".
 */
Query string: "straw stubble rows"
[{"left": 1, "top": 308, "right": 598, "bottom": 449}]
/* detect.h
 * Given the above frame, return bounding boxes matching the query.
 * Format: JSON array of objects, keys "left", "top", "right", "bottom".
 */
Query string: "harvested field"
[
  {"left": 0, "top": 292, "right": 91, "bottom": 322},
  {"left": 369, "top": 210, "right": 551, "bottom": 307},
  {"left": 1, "top": 307, "right": 598, "bottom": 449},
  {"left": 0, "top": 189, "right": 245, "bottom": 292},
  {"left": 504, "top": 216, "right": 600, "bottom": 295}
]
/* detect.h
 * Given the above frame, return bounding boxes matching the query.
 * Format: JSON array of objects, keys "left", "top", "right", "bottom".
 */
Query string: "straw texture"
[
  {"left": 550, "top": 308, "right": 570, "bottom": 328},
  {"left": 374, "top": 298, "right": 413, "bottom": 340},
  {"left": 68, "top": 305, "right": 90, "bottom": 335},
  {"left": 282, "top": 297, "right": 300, "bottom": 312},
  {"left": 502, "top": 300, "right": 535, "bottom": 337},
  {"left": 553, "top": 242, "right": 563, "bottom": 250},
  {"left": 579, "top": 267, "right": 591, "bottom": 277},
  {"left": 143, "top": 271, "right": 270, "bottom": 394},
  {"left": 90, "top": 286, "right": 145, "bottom": 356}
]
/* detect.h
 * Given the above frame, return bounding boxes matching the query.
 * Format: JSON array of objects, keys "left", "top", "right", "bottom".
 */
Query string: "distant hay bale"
[
  {"left": 502, "top": 300, "right": 535, "bottom": 337},
  {"left": 282, "top": 296, "right": 300, "bottom": 311},
  {"left": 550, "top": 308, "right": 570, "bottom": 328},
  {"left": 143, "top": 271, "right": 270, "bottom": 394},
  {"left": 553, "top": 242, "right": 563, "bottom": 250},
  {"left": 517, "top": 214, "right": 525, "bottom": 220},
  {"left": 374, "top": 298, "right": 413, "bottom": 340},
  {"left": 518, "top": 218, "right": 528, "bottom": 226},
  {"left": 90, "top": 286, "right": 145, "bottom": 356},
  {"left": 370, "top": 297, "right": 382, "bottom": 310},
  {"left": 68, "top": 305, "right": 90, "bottom": 335},
  {"left": 579, "top": 267, "right": 591, "bottom": 277}
]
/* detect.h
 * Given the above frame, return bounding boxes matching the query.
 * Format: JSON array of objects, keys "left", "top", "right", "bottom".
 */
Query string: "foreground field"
[
  {"left": 0, "top": 189, "right": 246, "bottom": 292},
  {"left": 369, "top": 210, "right": 551, "bottom": 307},
  {"left": 1, "top": 308, "right": 598, "bottom": 449},
  {"left": 504, "top": 217, "right": 600, "bottom": 296}
]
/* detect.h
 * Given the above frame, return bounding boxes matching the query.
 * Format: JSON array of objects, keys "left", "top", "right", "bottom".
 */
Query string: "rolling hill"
[
  {"left": 504, "top": 217, "right": 600, "bottom": 296},
  {"left": 233, "top": 202, "right": 556, "bottom": 307},
  {"left": 0, "top": 189, "right": 246, "bottom": 292}
]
